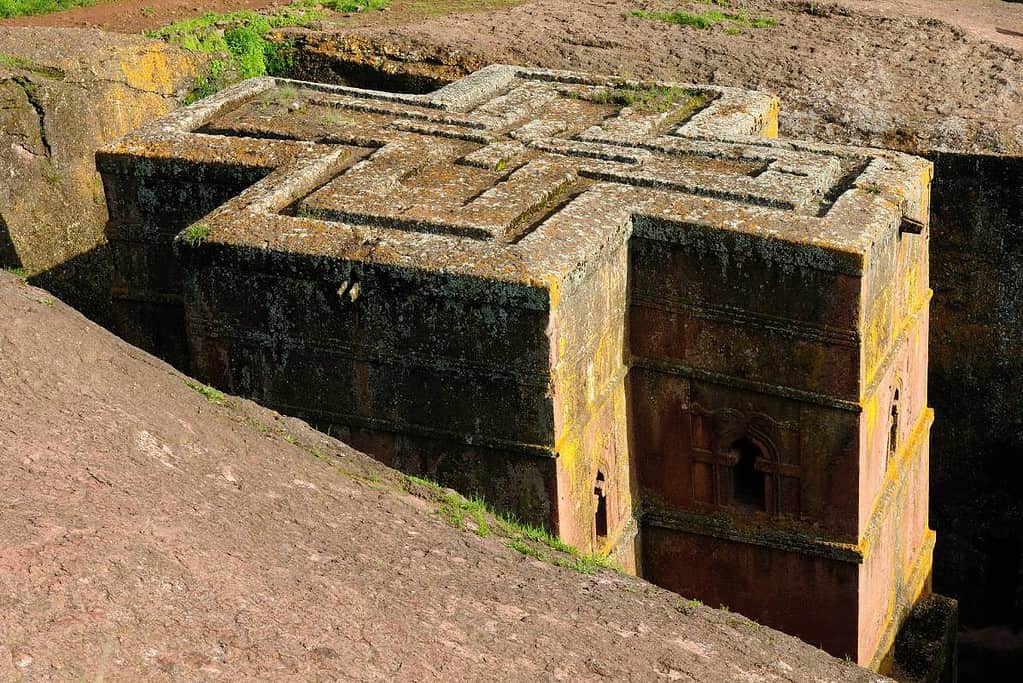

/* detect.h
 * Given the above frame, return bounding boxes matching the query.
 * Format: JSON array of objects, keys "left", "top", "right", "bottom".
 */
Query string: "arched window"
[
  {"left": 594, "top": 470, "right": 608, "bottom": 541},
  {"left": 730, "top": 438, "right": 766, "bottom": 510},
  {"left": 888, "top": 389, "right": 900, "bottom": 465}
]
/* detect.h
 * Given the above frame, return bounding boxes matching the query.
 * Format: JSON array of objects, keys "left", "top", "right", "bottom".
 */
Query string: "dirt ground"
[
  {"left": 838, "top": 0, "right": 1023, "bottom": 51},
  {"left": 0, "top": 271, "right": 888, "bottom": 681},
  {"left": 4, "top": 0, "right": 1020, "bottom": 154},
  {"left": 0, "top": 0, "right": 527, "bottom": 33},
  {"left": 334, "top": 0, "right": 1023, "bottom": 154}
]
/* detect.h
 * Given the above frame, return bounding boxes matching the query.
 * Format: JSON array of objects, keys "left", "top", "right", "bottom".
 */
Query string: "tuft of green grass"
[
  {"left": 298, "top": 0, "right": 389, "bottom": 12},
  {"left": 0, "top": 53, "right": 63, "bottom": 78},
  {"left": 801, "top": 2, "right": 831, "bottom": 17},
  {"left": 577, "top": 83, "right": 706, "bottom": 115},
  {"left": 319, "top": 109, "right": 356, "bottom": 127},
  {"left": 629, "top": 7, "right": 776, "bottom": 30},
  {"left": 674, "top": 597, "right": 704, "bottom": 614},
  {"left": 259, "top": 84, "right": 301, "bottom": 111},
  {"left": 405, "top": 475, "right": 492, "bottom": 537},
  {"left": 181, "top": 222, "right": 211, "bottom": 247},
  {"left": 3, "top": 266, "right": 27, "bottom": 279},
  {"left": 43, "top": 164, "right": 62, "bottom": 186},
  {"left": 185, "top": 379, "right": 227, "bottom": 405},
  {"left": 0, "top": 0, "right": 95, "bottom": 19},
  {"left": 409, "top": 0, "right": 521, "bottom": 16},
  {"left": 402, "top": 474, "right": 615, "bottom": 569},
  {"left": 503, "top": 539, "right": 609, "bottom": 575},
  {"left": 495, "top": 512, "right": 575, "bottom": 554}
]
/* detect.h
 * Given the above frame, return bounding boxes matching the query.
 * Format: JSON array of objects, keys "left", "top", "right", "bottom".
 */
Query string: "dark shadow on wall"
[
  {"left": 27, "top": 242, "right": 114, "bottom": 328},
  {"left": 926, "top": 150, "right": 1023, "bottom": 633},
  {"left": 0, "top": 213, "right": 21, "bottom": 270}
]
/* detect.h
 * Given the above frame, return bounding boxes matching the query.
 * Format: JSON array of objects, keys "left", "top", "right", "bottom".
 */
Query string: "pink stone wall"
[{"left": 641, "top": 526, "right": 861, "bottom": 659}]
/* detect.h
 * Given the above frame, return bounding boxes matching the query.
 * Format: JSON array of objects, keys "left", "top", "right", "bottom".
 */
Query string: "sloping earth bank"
[{"left": 0, "top": 271, "right": 885, "bottom": 681}]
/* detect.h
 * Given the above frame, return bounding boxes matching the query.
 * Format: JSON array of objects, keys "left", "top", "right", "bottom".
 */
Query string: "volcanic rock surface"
[
  {"left": 0, "top": 27, "right": 205, "bottom": 320},
  {"left": 0, "top": 272, "right": 887, "bottom": 681}
]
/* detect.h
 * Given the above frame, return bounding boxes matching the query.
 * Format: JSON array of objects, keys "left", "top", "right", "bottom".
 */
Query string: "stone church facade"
[{"left": 99, "top": 66, "right": 934, "bottom": 669}]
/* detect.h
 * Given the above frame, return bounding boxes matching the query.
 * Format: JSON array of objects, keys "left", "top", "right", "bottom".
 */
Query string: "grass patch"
[
  {"left": 185, "top": 379, "right": 227, "bottom": 405},
  {"left": 503, "top": 538, "right": 611, "bottom": 575},
  {"left": 0, "top": 53, "right": 63, "bottom": 78},
  {"left": 186, "top": 58, "right": 227, "bottom": 104},
  {"left": 148, "top": 1, "right": 391, "bottom": 102},
  {"left": 576, "top": 83, "right": 706, "bottom": 115},
  {"left": 2, "top": 266, "right": 27, "bottom": 279},
  {"left": 404, "top": 475, "right": 491, "bottom": 537},
  {"left": 181, "top": 222, "right": 211, "bottom": 247},
  {"left": 674, "top": 597, "right": 704, "bottom": 614},
  {"left": 319, "top": 109, "right": 356, "bottom": 127},
  {"left": 495, "top": 511, "right": 576, "bottom": 554},
  {"left": 629, "top": 6, "right": 776, "bottom": 30},
  {"left": 146, "top": 6, "right": 323, "bottom": 102},
  {"left": 299, "top": 0, "right": 389, "bottom": 11},
  {"left": 0, "top": 0, "right": 94, "bottom": 19},
  {"left": 43, "top": 164, "right": 61, "bottom": 186},
  {"left": 403, "top": 474, "right": 617, "bottom": 573},
  {"left": 409, "top": 0, "right": 522, "bottom": 16},
  {"left": 258, "top": 84, "right": 300, "bottom": 111}
]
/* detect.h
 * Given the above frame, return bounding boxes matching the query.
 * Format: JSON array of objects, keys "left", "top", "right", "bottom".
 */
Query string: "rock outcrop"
[{"left": 0, "top": 27, "right": 205, "bottom": 321}]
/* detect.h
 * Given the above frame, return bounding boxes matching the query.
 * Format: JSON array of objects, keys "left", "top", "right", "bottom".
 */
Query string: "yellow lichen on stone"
[{"left": 119, "top": 45, "right": 200, "bottom": 96}]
